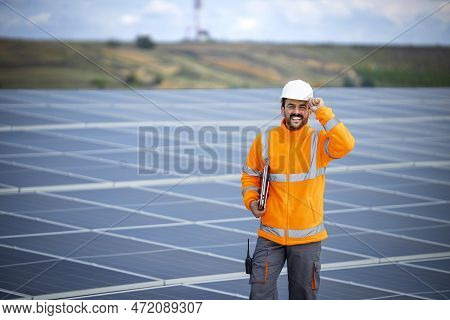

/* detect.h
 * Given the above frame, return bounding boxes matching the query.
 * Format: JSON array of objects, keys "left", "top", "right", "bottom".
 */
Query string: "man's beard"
[{"left": 286, "top": 114, "right": 308, "bottom": 130}]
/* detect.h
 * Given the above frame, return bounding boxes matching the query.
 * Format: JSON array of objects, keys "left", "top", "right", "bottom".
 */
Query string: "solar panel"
[
  {"left": 78, "top": 285, "right": 244, "bottom": 300},
  {"left": 0, "top": 88, "right": 449, "bottom": 300}
]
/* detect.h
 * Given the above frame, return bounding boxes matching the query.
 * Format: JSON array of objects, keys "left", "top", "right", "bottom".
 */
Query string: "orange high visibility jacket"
[{"left": 241, "top": 106, "right": 355, "bottom": 245}]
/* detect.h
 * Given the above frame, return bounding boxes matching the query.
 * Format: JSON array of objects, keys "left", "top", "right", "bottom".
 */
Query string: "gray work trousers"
[{"left": 249, "top": 236, "right": 321, "bottom": 300}]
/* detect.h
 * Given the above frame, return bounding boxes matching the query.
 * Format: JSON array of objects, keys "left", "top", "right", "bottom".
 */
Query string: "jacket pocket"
[{"left": 311, "top": 261, "right": 321, "bottom": 290}]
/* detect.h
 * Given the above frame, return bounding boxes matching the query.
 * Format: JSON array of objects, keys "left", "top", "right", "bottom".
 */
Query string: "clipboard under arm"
[{"left": 258, "top": 163, "right": 270, "bottom": 211}]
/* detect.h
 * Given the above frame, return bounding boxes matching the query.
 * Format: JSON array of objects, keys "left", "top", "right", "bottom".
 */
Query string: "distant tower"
[{"left": 194, "top": 0, "right": 209, "bottom": 41}]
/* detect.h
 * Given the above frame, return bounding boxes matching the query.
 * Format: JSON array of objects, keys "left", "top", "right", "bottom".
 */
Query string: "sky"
[{"left": 0, "top": 0, "right": 449, "bottom": 45}]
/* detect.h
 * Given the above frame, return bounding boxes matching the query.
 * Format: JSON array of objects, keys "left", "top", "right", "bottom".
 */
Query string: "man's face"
[{"left": 281, "top": 98, "right": 310, "bottom": 131}]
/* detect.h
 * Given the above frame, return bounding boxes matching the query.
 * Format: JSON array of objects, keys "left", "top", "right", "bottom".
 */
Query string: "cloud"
[
  {"left": 144, "top": 0, "right": 182, "bottom": 17},
  {"left": 30, "top": 12, "right": 51, "bottom": 24},
  {"left": 352, "top": 0, "right": 449, "bottom": 25},
  {"left": 273, "top": 0, "right": 352, "bottom": 25},
  {"left": 118, "top": 1, "right": 183, "bottom": 28},
  {"left": 223, "top": 0, "right": 449, "bottom": 42},
  {"left": 237, "top": 17, "right": 259, "bottom": 31},
  {"left": 0, "top": 11, "right": 51, "bottom": 28},
  {"left": 240, "top": 0, "right": 447, "bottom": 27},
  {"left": 436, "top": 3, "right": 450, "bottom": 22},
  {"left": 232, "top": 0, "right": 353, "bottom": 30},
  {"left": 119, "top": 14, "right": 140, "bottom": 26},
  {"left": 0, "top": 0, "right": 447, "bottom": 44}
]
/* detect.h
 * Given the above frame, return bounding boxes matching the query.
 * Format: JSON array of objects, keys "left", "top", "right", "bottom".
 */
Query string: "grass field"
[{"left": 0, "top": 39, "right": 449, "bottom": 88}]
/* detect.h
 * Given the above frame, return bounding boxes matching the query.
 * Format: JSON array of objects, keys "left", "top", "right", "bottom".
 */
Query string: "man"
[{"left": 241, "top": 79, "right": 355, "bottom": 300}]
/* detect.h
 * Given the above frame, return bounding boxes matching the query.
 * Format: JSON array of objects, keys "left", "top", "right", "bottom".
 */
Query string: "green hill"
[{"left": 0, "top": 39, "right": 449, "bottom": 88}]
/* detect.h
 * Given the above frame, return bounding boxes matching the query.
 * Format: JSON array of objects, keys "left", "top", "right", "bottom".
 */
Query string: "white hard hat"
[{"left": 280, "top": 80, "right": 313, "bottom": 101}]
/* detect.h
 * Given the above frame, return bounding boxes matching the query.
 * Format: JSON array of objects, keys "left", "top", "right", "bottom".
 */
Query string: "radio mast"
[{"left": 194, "top": 0, "right": 209, "bottom": 41}]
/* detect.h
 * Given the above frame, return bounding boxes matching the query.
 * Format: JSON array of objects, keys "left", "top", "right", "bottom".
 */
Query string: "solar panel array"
[{"left": 0, "top": 88, "right": 449, "bottom": 300}]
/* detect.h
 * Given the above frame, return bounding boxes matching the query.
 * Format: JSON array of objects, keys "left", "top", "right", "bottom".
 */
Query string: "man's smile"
[{"left": 290, "top": 114, "right": 303, "bottom": 123}]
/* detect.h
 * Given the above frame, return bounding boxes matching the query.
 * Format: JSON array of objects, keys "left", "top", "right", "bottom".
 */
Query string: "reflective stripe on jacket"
[{"left": 241, "top": 106, "right": 355, "bottom": 245}]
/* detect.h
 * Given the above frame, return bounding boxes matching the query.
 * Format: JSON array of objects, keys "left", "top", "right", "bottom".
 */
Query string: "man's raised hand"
[{"left": 307, "top": 98, "right": 324, "bottom": 113}]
